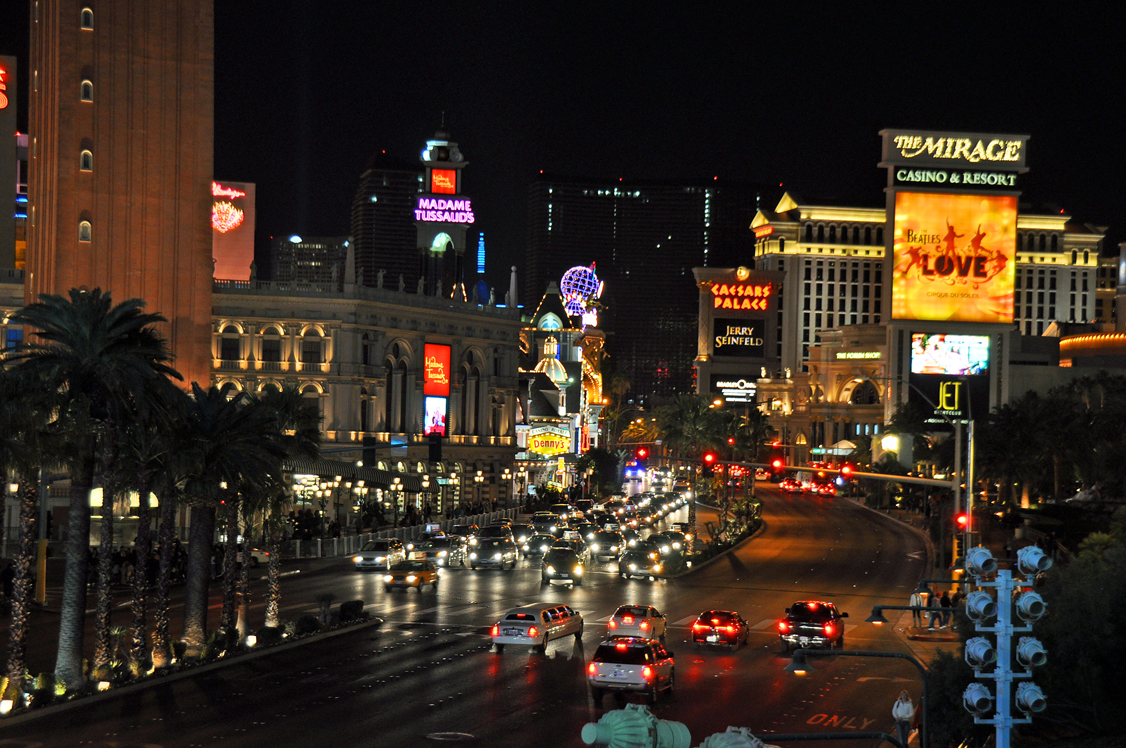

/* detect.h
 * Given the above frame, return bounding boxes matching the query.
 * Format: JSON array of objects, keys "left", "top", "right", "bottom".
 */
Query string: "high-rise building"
[
  {"left": 526, "top": 176, "right": 769, "bottom": 399},
  {"left": 269, "top": 235, "right": 348, "bottom": 286},
  {"left": 349, "top": 151, "right": 422, "bottom": 291},
  {"left": 26, "top": 0, "right": 214, "bottom": 387}
]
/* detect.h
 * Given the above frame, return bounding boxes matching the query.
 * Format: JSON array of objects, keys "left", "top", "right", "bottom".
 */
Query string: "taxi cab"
[{"left": 383, "top": 560, "right": 439, "bottom": 592}]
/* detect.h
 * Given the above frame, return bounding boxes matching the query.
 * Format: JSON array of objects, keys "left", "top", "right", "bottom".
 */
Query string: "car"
[
  {"left": 690, "top": 610, "right": 749, "bottom": 648},
  {"left": 621, "top": 528, "right": 642, "bottom": 548},
  {"left": 530, "top": 512, "right": 563, "bottom": 535},
  {"left": 573, "top": 499, "right": 595, "bottom": 516},
  {"left": 469, "top": 538, "right": 518, "bottom": 570},
  {"left": 522, "top": 533, "right": 558, "bottom": 559},
  {"left": 564, "top": 536, "right": 591, "bottom": 565},
  {"left": 549, "top": 503, "right": 577, "bottom": 521},
  {"left": 572, "top": 522, "right": 599, "bottom": 543},
  {"left": 646, "top": 531, "right": 686, "bottom": 556},
  {"left": 618, "top": 544, "right": 662, "bottom": 580},
  {"left": 409, "top": 535, "right": 467, "bottom": 567},
  {"left": 589, "top": 530, "right": 625, "bottom": 560},
  {"left": 778, "top": 600, "right": 848, "bottom": 651},
  {"left": 754, "top": 468, "right": 771, "bottom": 480},
  {"left": 470, "top": 524, "right": 514, "bottom": 546},
  {"left": 449, "top": 524, "right": 480, "bottom": 539},
  {"left": 383, "top": 560, "right": 439, "bottom": 591},
  {"left": 236, "top": 546, "right": 270, "bottom": 568},
  {"left": 780, "top": 478, "right": 802, "bottom": 493},
  {"left": 405, "top": 531, "right": 446, "bottom": 552},
  {"left": 816, "top": 482, "right": 837, "bottom": 496},
  {"left": 607, "top": 604, "right": 667, "bottom": 641},
  {"left": 588, "top": 637, "right": 675, "bottom": 705},
  {"left": 668, "top": 522, "right": 693, "bottom": 541},
  {"left": 542, "top": 546, "right": 585, "bottom": 586},
  {"left": 491, "top": 603, "right": 584, "bottom": 653},
  {"left": 354, "top": 538, "right": 406, "bottom": 570},
  {"left": 509, "top": 523, "right": 534, "bottom": 545}
]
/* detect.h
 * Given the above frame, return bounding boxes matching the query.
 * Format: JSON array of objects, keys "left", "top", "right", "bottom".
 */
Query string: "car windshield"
[
  {"left": 391, "top": 561, "right": 426, "bottom": 571},
  {"left": 544, "top": 549, "right": 577, "bottom": 563},
  {"left": 451, "top": 525, "right": 475, "bottom": 535},
  {"left": 504, "top": 612, "right": 537, "bottom": 622},
  {"left": 362, "top": 540, "right": 391, "bottom": 551},
  {"left": 594, "top": 643, "right": 649, "bottom": 664},
  {"left": 700, "top": 611, "right": 737, "bottom": 624},
  {"left": 788, "top": 602, "right": 832, "bottom": 621},
  {"left": 615, "top": 606, "right": 649, "bottom": 618},
  {"left": 476, "top": 539, "right": 506, "bottom": 550},
  {"left": 425, "top": 538, "right": 451, "bottom": 549},
  {"left": 478, "top": 526, "right": 510, "bottom": 537}
]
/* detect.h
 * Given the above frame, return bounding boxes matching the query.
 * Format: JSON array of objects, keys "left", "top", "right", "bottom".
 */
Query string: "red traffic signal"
[
  {"left": 956, "top": 513, "right": 969, "bottom": 530},
  {"left": 771, "top": 458, "right": 784, "bottom": 470},
  {"left": 636, "top": 446, "right": 649, "bottom": 459},
  {"left": 702, "top": 452, "right": 717, "bottom": 465},
  {"left": 840, "top": 464, "right": 853, "bottom": 477}
]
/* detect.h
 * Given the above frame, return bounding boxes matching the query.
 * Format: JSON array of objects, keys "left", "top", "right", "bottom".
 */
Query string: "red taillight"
[
  {"left": 692, "top": 622, "right": 707, "bottom": 632},
  {"left": 726, "top": 625, "right": 736, "bottom": 634},
  {"left": 641, "top": 666, "right": 654, "bottom": 680},
  {"left": 823, "top": 623, "right": 835, "bottom": 637},
  {"left": 778, "top": 620, "right": 790, "bottom": 633},
  {"left": 608, "top": 620, "right": 617, "bottom": 629},
  {"left": 640, "top": 621, "right": 649, "bottom": 631},
  {"left": 491, "top": 625, "right": 499, "bottom": 637},
  {"left": 615, "top": 642, "right": 628, "bottom": 651},
  {"left": 528, "top": 626, "right": 538, "bottom": 638},
  {"left": 623, "top": 616, "right": 633, "bottom": 624},
  {"left": 588, "top": 663, "right": 597, "bottom": 675}
]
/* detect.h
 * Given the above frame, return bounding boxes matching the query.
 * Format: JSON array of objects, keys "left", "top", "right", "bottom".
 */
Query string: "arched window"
[
  {"left": 80, "top": 80, "right": 93, "bottom": 102},
  {"left": 302, "top": 384, "right": 323, "bottom": 424},
  {"left": 219, "top": 325, "right": 240, "bottom": 361},
  {"left": 301, "top": 329, "right": 323, "bottom": 365},
  {"left": 778, "top": 238, "right": 785, "bottom": 253},
  {"left": 849, "top": 381, "right": 880, "bottom": 405},
  {"left": 359, "top": 387, "right": 370, "bottom": 432},
  {"left": 1051, "top": 235, "right": 1058, "bottom": 252},
  {"left": 80, "top": 7, "right": 93, "bottom": 29},
  {"left": 828, "top": 225, "right": 836, "bottom": 243},
  {"left": 804, "top": 224, "right": 813, "bottom": 242},
  {"left": 817, "top": 225, "right": 825, "bottom": 242},
  {"left": 1039, "top": 234, "right": 1047, "bottom": 251},
  {"left": 260, "top": 327, "right": 282, "bottom": 362},
  {"left": 864, "top": 227, "right": 872, "bottom": 245},
  {"left": 80, "top": 149, "right": 93, "bottom": 171},
  {"left": 876, "top": 227, "right": 884, "bottom": 245},
  {"left": 78, "top": 220, "right": 92, "bottom": 242}
]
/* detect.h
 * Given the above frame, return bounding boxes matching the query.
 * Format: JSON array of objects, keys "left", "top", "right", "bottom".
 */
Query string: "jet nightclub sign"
[{"left": 414, "top": 197, "right": 475, "bottom": 224}]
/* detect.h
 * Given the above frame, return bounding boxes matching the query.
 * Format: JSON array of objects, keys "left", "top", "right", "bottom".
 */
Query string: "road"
[{"left": 3, "top": 488, "right": 928, "bottom": 747}]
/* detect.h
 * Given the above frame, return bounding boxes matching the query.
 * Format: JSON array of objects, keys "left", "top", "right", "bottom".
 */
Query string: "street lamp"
[
  {"left": 786, "top": 648, "right": 929, "bottom": 748},
  {"left": 474, "top": 470, "right": 484, "bottom": 509},
  {"left": 501, "top": 468, "right": 511, "bottom": 509},
  {"left": 390, "top": 476, "right": 402, "bottom": 526}
]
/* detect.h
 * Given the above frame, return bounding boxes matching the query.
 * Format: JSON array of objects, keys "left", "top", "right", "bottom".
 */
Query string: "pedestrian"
[
  {"left": 892, "top": 690, "right": 914, "bottom": 747},
  {"left": 940, "top": 590, "right": 953, "bottom": 628},
  {"left": 908, "top": 588, "right": 924, "bottom": 628},
  {"left": 927, "top": 591, "right": 940, "bottom": 630}
]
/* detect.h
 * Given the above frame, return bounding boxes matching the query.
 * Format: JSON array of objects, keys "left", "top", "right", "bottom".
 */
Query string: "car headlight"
[
  {"left": 610, "top": 545, "right": 619, "bottom": 552},
  {"left": 629, "top": 563, "right": 637, "bottom": 570},
  {"left": 546, "top": 565, "right": 556, "bottom": 574},
  {"left": 591, "top": 543, "right": 600, "bottom": 551},
  {"left": 493, "top": 553, "right": 501, "bottom": 560},
  {"left": 573, "top": 566, "right": 583, "bottom": 576},
  {"left": 353, "top": 556, "right": 363, "bottom": 563},
  {"left": 469, "top": 552, "right": 477, "bottom": 560},
  {"left": 406, "top": 575, "right": 417, "bottom": 582},
  {"left": 375, "top": 556, "right": 386, "bottom": 563},
  {"left": 522, "top": 544, "right": 529, "bottom": 551},
  {"left": 406, "top": 543, "right": 415, "bottom": 551},
  {"left": 438, "top": 550, "right": 447, "bottom": 557},
  {"left": 660, "top": 545, "right": 670, "bottom": 554},
  {"left": 550, "top": 525, "right": 557, "bottom": 533},
  {"left": 653, "top": 564, "right": 661, "bottom": 572},
  {"left": 470, "top": 538, "right": 478, "bottom": 545},
  {"left": 383, "top": 574, "right": 393, "bottom": 582},
  {"left": 540, "top": 545, "right": 548, "bottom": 553},
  {"left": 672, "top": 542, "right": 681, "bottom": 549}
]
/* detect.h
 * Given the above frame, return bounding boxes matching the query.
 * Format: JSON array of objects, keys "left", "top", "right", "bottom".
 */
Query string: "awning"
[{"left": 284, "top": 457, "right": 423, "bottom": 492}]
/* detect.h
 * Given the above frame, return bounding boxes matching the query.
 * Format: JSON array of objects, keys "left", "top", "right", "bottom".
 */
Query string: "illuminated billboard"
[
  {"left": 712, "top": 318, "right": 765, "bottom": 357},
  {"left": 424, "top": 396, "right": 447, "bottom": 436},
  {"left": 910, "top": 334, "right": 989, "bottom": 376},
  {"left": 414, "top": 197, "right": 475, "bottom": 224},
  {"left": 423, "top": 343, "right": 451, "bottom": 397},
  {"left": 211, "top": 181, "right": 256, "bottom": 281},
  {"left": 891, "top": 191, "right": 1016, "bottom": 323},
  {"left": 430, "top": 169, "right": 457, "bottom": 194}
]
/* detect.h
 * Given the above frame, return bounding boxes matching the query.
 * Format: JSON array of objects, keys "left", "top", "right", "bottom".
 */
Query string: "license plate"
[
  {"left": 612, "top": 669, "right": 624, "bottom": 677},
  {"left": 800, "top": 637, "right": 810, "bottom": 645},
  {"left": 706, "top": 634, "right": 718, "bottom": 642},
  {"left": 503, "top": 628, "right": 520, "bottom": 636}
]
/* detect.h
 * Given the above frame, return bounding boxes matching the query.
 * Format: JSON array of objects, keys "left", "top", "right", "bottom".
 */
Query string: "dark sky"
[{"left": 4, "top": 4, "right": 1123, "bottom": 288}]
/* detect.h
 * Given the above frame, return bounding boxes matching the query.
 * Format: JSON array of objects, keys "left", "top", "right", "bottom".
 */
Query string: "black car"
[
  {"left": 589, "top": 530, "right": 625, "bottom": 560},
  {"left": 468, "top": 538, "right": 518, "bottom": 570},
  {"left": 509, "top": 523, "right": 534, "bottom": 545},
  {"left": 778, "top": 600, "right": 848, "bottom": 651},
  {"left": 542, "top": 546, "right": 585, "bottom": 586},
  {"left": 690, "top": 610, "right": 749, "bottom": 648},
  {"left": 521, "top": 533, "right": 558, "bottom": 559},
  {"left": 618, "top": 542, "right": 662, "bottom": 580}
]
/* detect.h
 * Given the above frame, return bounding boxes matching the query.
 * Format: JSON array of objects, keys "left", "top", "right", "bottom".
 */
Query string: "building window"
[
  {"left": 5, "top": 326, "right": 23, "bottom": 350},
  {"left": 302, "top": 331, "right": 323, "bottom": 364},
  {"left": 80, "top": 7, "right": 93, "bottom": 29},
  {"left": 80, "top": 79, "right": 93, "bottom": 102},
  {"left": 80, "top": 149, "right": 93, "bottom": 171},
  {"left": 78, "top": 220, "right": 92, "bottom": 242},
  {"left": 261, "top": 336, "right": 281, "bottom": 362}
]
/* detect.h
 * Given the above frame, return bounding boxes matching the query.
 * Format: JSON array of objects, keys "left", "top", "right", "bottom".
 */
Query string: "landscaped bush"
[
  {"left": 295, "top": 614, "right": 321, "bottom": 635},
  {"left": 338, "top": 600, "right": 365, "bottom": 622},
  {"left": 255, "top": 625, "right": 285, "bottom": 646}
]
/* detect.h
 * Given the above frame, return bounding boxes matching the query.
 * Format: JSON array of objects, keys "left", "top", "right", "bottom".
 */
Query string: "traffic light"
[
  {"left": 701, "top": 452, "right": 717, "bottom": 475},
  {"left": 840, "top": 463, "right": 853, "bottom": 478},
  {"left": 634, "top": 446, "right": 649, "bottom": 470}
]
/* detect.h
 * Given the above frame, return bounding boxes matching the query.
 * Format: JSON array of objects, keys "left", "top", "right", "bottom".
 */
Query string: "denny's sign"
[
  {"left": 528, "top": 425, "right": 571, "bottom": 456},
  {"left": 709, "top": 282, "right": 773, "bottom": 311}
]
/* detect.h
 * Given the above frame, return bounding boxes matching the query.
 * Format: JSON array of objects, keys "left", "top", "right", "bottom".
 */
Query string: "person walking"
[
  {"left": 908, "top": 588, "right": 925, "bottom": 627},
  {"left": 927, "top": 590, "right": 940, "bottom": 630},
  {"left": 940, "top": 590, "right": 953, "bottom": 628},
  {"left": 892, "top": 690, "right": 915, "bottom": 746}
]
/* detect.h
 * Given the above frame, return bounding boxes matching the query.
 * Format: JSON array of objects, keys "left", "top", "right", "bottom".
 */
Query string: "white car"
[
  {"left": 588, "top": 637, "right": 675, "bottom": 705},
  {"left": 237, "top": 547, "right": 270, "bottom": 568},
  {"left": 607, "top": 604, "right": 667, "bottom": 642},
  {"left": 353, "top": 538, "right": 405, "bottom": 570},
  {"left": 491, "top": 603, "right": 584, "bottom": 653}
]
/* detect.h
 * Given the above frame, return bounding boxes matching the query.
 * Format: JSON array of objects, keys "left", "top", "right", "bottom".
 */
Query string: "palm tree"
[
  {"left": 654, "top": 394, "right": 729, "bottom": 549},
  {"left": 11, "top": 289, "right": 180, "bottom": 690},
  {"left": 180, "top": 383, "right": 283, "bottom": 658}
]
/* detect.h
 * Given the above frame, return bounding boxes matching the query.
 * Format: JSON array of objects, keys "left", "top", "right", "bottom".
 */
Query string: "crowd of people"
[{"left": 87, "top": 540, "right": 189, "bottom": 587}]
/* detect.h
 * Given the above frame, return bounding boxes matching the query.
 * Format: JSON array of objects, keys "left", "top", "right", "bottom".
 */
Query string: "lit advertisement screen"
[
  {"left": 424, "top": 397, "right": 447, "bottom": 436},
  {"left": 211, "top": 181, "right": 256, "bottom": 281},
  {"left": 910, "top": 334, "right": 989, "bottom": 376},
  {"left": 892, "top": 192, "right": 1016, "bottom": 323},
  {"left": 430, "top": 169, "right": 456, "bottom": 194},
  {"left": 423, "top": 343, "right": 451, "bottom": 397}
]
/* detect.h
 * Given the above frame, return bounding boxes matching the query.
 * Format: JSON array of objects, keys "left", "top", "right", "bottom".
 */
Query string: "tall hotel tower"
[{"left": 26, "top": 0, "right": 215, "bottom": 387}]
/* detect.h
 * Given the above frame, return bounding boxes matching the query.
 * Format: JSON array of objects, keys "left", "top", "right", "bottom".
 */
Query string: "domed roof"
[{"left": 533, "top": 355, "right": 569, "bottom": 384}]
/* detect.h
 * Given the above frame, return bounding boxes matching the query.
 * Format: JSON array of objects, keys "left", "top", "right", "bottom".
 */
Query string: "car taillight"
[
  {"left": 823, "top": 623, "right": 835, "bottom": 637},
  {"left": 588, "top": 663, "right": 597, "bottom": 675},
  {"left": 528, "top": 627, "right": 538, "bottom": 638},
  {"left": 491, "top": 625, "right": 499, "bottom": 637},
  {"left": 642, "top": 666, "right": 654, "bottom": 680},
  {"left": 608, "top": 620, "right": 618, "bottom": 629},
  {"left": 778, "top": 620, "right": 790, "bottom": 633},
  {"left": 726, "top": 625, "right": 736, "bottom": 634},
  {"left": 640, "top": 621, "right": 649, "bottom": 631},
  {"left": 623, "top": 616, "right": 633, "bottom": 624},
  {"left": 692, "top": 622, "right": 707, "bottom": 632}
]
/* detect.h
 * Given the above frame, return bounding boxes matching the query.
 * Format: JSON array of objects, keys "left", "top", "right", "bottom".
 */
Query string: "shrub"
[
  {"left": 295, "top": 614, "right": 321, "bottom": 635},
  {"left": 172, "top": 641, "right": 187, "bottom": 662},
  {"left": 338, "top": 600, "right": 365, "bottom": 622},
  {"left": 255, "top": 625, "right": 285, "bottom": 646}
]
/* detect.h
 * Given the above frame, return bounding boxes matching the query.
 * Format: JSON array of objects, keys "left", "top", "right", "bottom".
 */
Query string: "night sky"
[{"left": 4, "top": 4, "right": 1123, "bottom": 291}]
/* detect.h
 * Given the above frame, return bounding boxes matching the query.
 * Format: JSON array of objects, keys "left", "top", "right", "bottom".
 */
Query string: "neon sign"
[
  {"left": 710, "top": 282, "right": 772, "bottom": 310},
  {"left": 211, "top": 201, "right": 244, "bottom": 233},
  {"left": 423, "top": 344, "right": 451, "bottom": 397},
  {"left": 212, "top": 182, "right": 247, "bottom": 199},
  {"left": 431, "top": 169, "right": 456, "bottom": 194},
  {"left": 414, "top": 197, "right": 475, "bottom": 224},
  {"left": 529, "top": 425, "right": 571, "bottom": 456},
  {"left": 0, "top": 64, "right": 9, "bottom": 109}
]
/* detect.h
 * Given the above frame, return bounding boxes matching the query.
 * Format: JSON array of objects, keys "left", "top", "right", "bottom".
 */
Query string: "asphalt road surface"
[{"left": 4, "top": 489, "right": 928, "bottom": 747}]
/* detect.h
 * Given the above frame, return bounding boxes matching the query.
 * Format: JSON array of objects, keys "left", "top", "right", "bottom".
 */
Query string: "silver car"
[
  {"left": 353, "top": 538, "right": 405, "bottom": 570},
  {"left": 491, "top": 603, "right": 584, "bottom": 653}
]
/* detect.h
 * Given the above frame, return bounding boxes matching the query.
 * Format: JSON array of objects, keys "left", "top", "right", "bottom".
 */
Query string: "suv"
[
  {"left": 491, "top": 603, "right": 584, "bottom": 653},
  {"left": 470, "top": 524, "right": 514, "bottom": 547},
  {"left": 778, "top": 600, "right": 848, "bottom": 651},
  {"left": 542, "top": 546, "right": 585, "bottom": 586},
  {"left": 588, "top": 637, "right": 675, "bottom": 705},
  {"left": 530, "top": 512, "right": 563, "bottom": 536},
  {"left": 468, "top": 538, "right": 518, "bottom": 570},
  {"left": 589, "top": 530, "right": 624, "bottom": 560}
]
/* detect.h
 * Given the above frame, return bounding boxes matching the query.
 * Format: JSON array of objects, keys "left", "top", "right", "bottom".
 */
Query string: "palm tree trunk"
[
  {"left": 235, "top": 506, "right": 252, "bottom": 638},
  {"left": 182, "top": 503, "right": 216, "bottom": 659},
  {"left": 5, "top": 477, "right": 38, "bottom": 697},
  {"left": 55, "top": 454, "right": 95, "bottom": 690},
  {"left": 265, "top": 525, "right": 282, "bottom": 628},
  {"left": 221, "top": 500, "right": 238, "bottom": 630},
  {"left": 130, "top": 470, "right": 154, "bottom": 667},
  {"left": 151, "top": 487, "right": 178, "bottom": 668},
  {"left": 93, "top": 483, "right": 116, "bottom": 672}
]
